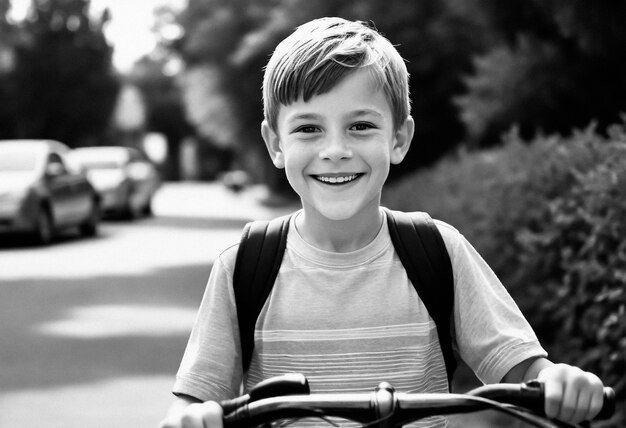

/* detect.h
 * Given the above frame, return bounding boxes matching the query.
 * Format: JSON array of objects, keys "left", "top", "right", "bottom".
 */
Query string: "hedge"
[{"left": 384, "top": 122, "right": 626, "bottom": 426}]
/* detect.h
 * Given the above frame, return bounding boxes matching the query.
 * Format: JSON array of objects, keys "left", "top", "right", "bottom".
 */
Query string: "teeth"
[{"left": 316, "top": 174, "right": 358, "bottom": 184}]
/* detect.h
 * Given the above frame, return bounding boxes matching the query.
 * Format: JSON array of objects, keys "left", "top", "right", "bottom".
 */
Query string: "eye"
[
  {"left": 350, "top": 122, "right": 376, "bottom": 131},
  {"left": 294, "top": 125, "right": 320, "bottom": 134}
]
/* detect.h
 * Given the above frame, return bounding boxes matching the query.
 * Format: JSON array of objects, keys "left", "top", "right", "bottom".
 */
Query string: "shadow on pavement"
[
  {"left": 0, "top": 214, "right": 250, "bottom": 250},
  {"left": 141, "top": 215, "right": 250, "bottom": 231},
  {"left": 0, "top": 229, "right": 92, "bottom": 249},
  {"left": 0, "top": 262, "right": 211, "bottom": 392}
]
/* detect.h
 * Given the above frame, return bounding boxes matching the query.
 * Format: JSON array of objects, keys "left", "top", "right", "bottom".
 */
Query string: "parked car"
[
  {"left": 68, "top": 146, "right": 160, "bottom": 219},
  {"left": 0, "top": 139, "right": 100, "bottom": 245}
]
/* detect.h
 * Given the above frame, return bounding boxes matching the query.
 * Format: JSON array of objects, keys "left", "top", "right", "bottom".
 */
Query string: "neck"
[{"left": 296, "top": 206, "right": 384, "bottom": 253}]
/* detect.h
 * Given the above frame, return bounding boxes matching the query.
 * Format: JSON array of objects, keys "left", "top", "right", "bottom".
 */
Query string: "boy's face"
[{"left": 262, "top": 68, "right": 414, "bottom": 223}]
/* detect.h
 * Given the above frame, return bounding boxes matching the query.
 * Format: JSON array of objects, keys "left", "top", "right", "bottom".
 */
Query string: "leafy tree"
[
  {"left": 0, "top": 0, "right": 18, "bottom": 138},
  {"left": 455, "top": 0, "right": 626, "bottom": 147},
  {"left": 11, "top": 0, "right": 119, "bottom": 146}
]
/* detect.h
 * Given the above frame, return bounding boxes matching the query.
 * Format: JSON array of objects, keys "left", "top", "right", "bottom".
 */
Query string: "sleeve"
[
  {"left": 436, "top": 222, "right": 548, "bottom": 385},
  {"left": 172, "top": 245, "right": 244, "bottom": 401}
]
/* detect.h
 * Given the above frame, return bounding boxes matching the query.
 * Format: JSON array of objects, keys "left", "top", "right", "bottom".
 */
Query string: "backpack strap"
[
  {"left": 233, "top": 214, "right": 292, "bottom": 373},
  {"left": 384, "top": 208, "right": 457, "bottom": 388}
]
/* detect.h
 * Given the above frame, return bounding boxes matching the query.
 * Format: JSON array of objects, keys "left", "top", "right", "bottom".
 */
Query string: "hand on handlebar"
[
  {"left": 537, "top": 363, "right": 605, "bottom": 424},
  {"left": 159, "top": 400, "right": 223, "bottom": 428},
  {"left": 159, "top": 374, "right": 309, "bottom": 428},
  {"left": 180, "top": 401, "right": 224, "bottom": 428}
]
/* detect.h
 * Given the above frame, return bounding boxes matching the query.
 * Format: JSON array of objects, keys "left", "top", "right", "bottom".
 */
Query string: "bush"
[{"left": 384, "top": 122, "right": 626, "bottom": 426}]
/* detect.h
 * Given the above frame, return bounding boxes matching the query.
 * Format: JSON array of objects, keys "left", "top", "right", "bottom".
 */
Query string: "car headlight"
[
  {"left": 0, "top": 187, "right": 29, "bottom": 201},
  {"left": 0, "top": 187, "right": 30, "bottom": 215},
  {"left": 102, "top": 179, "right": 129, "bottom": 193},
  {"left": 88, "top": 171, "right": 127, "bottom": 192}
]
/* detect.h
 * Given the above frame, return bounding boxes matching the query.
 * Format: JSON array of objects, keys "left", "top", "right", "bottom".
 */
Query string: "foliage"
[
  {"left": 383, "top": 122, "right": 626, "bottom": 426},
  {"left": 0, "top": 0, "right": 18, "bottom": 138},
  {"left": 455, "top": 0, "right": 626, "bottom": 147},
  {"left": 516, "top": 143, "right": 626, "bottom": 417},
  {"left": 455, "top": 35, "right": 571, "bottom": 146},
  {"left": 10, "top": 0, "right": 119, "bottom": 146}
]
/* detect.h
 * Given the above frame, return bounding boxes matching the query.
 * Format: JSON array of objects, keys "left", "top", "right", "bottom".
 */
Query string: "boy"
[{"left": 160, "top": 17, "right": 605, "bottom": 428}]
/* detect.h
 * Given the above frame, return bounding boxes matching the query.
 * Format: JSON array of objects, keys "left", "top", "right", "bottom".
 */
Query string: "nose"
[{"left": 319, "top": 135, "right": 353, "bottom": 161}]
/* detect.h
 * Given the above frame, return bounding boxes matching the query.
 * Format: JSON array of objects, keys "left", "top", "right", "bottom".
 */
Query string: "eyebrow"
[
  {"left": 284, "top": 113, "right": 322, "bottom": 123},
  {"left": 285, "top": 109, "right": 385, "bottom": 123},
  {"left": 350, "top": 109, "right": 385, "bottom": 119}
]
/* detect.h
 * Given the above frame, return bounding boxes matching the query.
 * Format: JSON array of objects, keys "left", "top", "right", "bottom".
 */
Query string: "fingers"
[
  {"left": 180, "top": 401, "right": 224, "bottom": 428},
  {"left": 542, "top": 370, "right": 565, "bottom": 420},
  {"left": 539, "top": 364, "right": 605, "bottom": 424},
  {"left": 181, "top": 403, "right": 205, "bottom": 428},
  {"left": 588, "top": 378, "right": 605, "bottom": 418},
  {"left": 579, "top": 372, "right": 604, "bottom": 421}
]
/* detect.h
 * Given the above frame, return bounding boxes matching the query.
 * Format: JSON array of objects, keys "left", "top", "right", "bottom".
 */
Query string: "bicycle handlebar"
[
  {"left": 220, "top": 373, "right": 310, "bottom": 415},
  {"left": 220, "top": 374, "right": 616, "bottom": 428}
]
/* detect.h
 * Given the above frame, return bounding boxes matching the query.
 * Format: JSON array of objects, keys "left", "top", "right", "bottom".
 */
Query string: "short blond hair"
[{"left": 263, "top": 17, "right": 410, "bottom": 132}]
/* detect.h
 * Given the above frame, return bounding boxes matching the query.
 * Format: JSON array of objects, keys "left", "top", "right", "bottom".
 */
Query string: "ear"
[
  {"left": 390, "top": 115, "right": 414, "bottom": 165},
  {"left": 261, "top": 120, "right": 285, "bottom": 169}
]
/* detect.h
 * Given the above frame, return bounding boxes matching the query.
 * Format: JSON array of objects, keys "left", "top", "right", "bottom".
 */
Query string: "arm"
[
  {"left": 503, "top": 357, "right": 605, "bottom": 424},
  {"left": 158, "top": 395, "right": 224, "bottom": 428},
  {"left": 502, "top": 356, "right": 552, "bottom": 383}
]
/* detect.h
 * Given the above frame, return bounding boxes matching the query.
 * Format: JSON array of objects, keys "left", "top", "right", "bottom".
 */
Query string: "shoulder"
[
  {"left": 216, "top": 213, "right": 295, "bottom": 275},
  {"left": 416, "top": 213, "right": 463, "bottom": 259},
  {"left": 216, "top": 242, "right": 239, "bottom": 279},
  {"left": 431, "top": 218, "right": 462, "bottom": 246}
]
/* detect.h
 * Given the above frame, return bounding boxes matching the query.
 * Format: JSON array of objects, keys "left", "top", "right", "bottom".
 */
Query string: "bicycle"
[{"left": 218, "top": 373, "right": 616, "bottom": 428}]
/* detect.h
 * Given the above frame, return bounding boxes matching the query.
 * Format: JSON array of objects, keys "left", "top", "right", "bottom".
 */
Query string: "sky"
[{"left": 10, "top": 0, "right": 188, "bottom": 72}]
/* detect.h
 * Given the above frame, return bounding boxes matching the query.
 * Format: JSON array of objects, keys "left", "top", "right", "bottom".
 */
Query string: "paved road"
[{"left": 0, "top": 182, "right": 296, "bottom": 428}]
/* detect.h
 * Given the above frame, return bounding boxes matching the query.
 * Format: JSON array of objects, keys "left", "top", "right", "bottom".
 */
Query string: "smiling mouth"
[{"left": 313, "top": 173, "right": 363, "bottom": 185}]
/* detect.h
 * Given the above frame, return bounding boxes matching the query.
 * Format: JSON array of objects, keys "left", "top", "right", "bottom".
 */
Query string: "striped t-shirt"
[{"left": 174, "top": 209, "right": 546, "bottom": 427}]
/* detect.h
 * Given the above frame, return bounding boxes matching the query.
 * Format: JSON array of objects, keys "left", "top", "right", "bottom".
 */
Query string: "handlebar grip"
[
  {"left": 471, "top": 381, "right": 616, "bottom": 421},
  {"left": 596, "top": 387, "right": 615, "bottom": 420},
  {"left": 220, "top": 373, "right": 310, "bottom": 418},
  {"left": 222, "top": 410, "right": 246, "bottom": 428},
  {"left": 533, "top": 382, "right": 616, "bottom": 421},
  {"left": 220, "top": 394, "right": 250, "bottom": 417},
  {"left": 249, "top": 373, "right": 309, "bottom": 402}
]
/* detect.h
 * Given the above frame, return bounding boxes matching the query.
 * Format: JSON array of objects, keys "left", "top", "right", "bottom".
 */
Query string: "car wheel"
[
  {"left": 121, "top": 201, "right": 136, "bottom": 220},
  {"left": 80, "top": 199, "right": 100, "bottom": 237},
  {"left": 120, "top": 188, "right": 136, "bottom": 220},
  {"left": 34, "top": 206, "right": 53, "bottom": 245},
  {"left": 141, "top": 199, "right": 153, "bottom": 217}
]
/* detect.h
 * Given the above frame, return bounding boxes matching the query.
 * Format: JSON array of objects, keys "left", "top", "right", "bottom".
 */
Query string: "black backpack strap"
[
  {"left": 233, "top": 214, "right": 292, "bottom": 372},
  {"left": 384, "top": 208, "right": 456, "bottom": 388}
]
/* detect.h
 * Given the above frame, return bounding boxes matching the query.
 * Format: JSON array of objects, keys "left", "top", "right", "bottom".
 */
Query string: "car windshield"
[
  {"left": 0, "top": 149, "right": 38, "bottom": 171},
  {"left": 71, "top": 149, "right": 128, "bottom": 170},
  {"left": 78, "top": 160, "right": 123, "bottom": 170}
]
